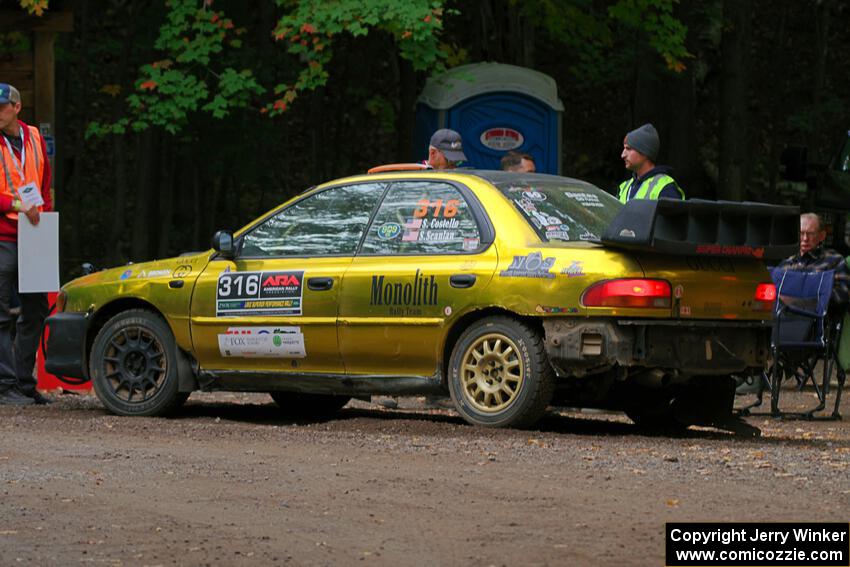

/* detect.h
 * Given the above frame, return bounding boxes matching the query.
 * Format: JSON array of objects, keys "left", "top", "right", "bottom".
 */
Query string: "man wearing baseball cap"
[
  {"left": 0, "top": 83, "right": 53, "bottom": 405},
  {"left": 618, "top": 123, "right": 684, "bottom": 202},
  {"left": 424, "top": 128, "right": 467, "bottom": 169}
]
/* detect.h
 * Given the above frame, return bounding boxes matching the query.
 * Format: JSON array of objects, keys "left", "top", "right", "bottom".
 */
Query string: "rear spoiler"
[{"left": 601, "top": 199, "right": 799, "bottom": 261}]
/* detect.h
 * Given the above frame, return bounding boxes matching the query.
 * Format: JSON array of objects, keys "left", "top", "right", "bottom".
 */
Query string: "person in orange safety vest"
[{"left": 0, "top": 83, "right": 53, "bottom": 406}]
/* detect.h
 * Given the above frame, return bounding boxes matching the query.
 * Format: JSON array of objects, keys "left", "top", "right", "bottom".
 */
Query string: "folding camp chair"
[{"left": 761, "top": 268, "right": 845, "bottom": 419}]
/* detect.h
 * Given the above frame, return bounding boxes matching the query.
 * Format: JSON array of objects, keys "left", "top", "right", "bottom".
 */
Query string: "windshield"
[{"left": 493, "top": 179, "right": 622, "bottom": 242}]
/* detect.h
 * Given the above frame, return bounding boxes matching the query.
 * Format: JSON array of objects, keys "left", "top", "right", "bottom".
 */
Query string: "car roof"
[{"left": 326, "top": 168, "right": 599, "bottom": 190}]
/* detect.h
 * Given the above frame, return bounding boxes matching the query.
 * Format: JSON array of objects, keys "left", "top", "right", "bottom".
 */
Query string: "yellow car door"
[
  {"left": 189, "top": 182, "right": 386, "bottom": 374},
  {"left": 338, "top": 179, "right": 498, "bottom": 377}
]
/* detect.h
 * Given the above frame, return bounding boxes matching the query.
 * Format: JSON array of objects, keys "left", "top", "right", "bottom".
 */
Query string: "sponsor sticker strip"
[
  {"left": 216, "top": 271, "right": 304, "bottom": 317},
  {"left": 218, "top": 327, "right": 306, "bottom": 358}
]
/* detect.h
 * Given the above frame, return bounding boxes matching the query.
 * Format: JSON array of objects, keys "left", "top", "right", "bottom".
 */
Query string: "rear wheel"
[
  {"left": 89, "top": 309, "right": 183, "bottom": 416},
  {"left": 269, "top": 392, "right": 350, "bottom": 420},
  {"left": 448, "top": 316, "right": 554, "bottom": 428}
]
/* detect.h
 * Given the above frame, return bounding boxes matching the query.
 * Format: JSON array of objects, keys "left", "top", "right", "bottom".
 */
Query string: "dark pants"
[{"left": 0, "top": 241, "right": 48, "bottom": 394}]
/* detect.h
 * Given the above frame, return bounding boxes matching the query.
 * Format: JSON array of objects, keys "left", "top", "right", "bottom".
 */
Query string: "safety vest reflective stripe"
[
  {"left": 618, "top": 174, "right": 683, "bottom": 202},
  {"left": 0, "top": 125, "right": 45, "bottom": 220},
  {"left": 0, "top": 149, "right": 13, "bottom": 193},
  {"left": 30, "top": 128, "right": 41, "bottom": 173}
]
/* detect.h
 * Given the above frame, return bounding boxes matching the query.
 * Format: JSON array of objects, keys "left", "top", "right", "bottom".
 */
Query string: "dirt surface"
[{"left": 1, "top": 388, "right": 848, "bottom": 566}]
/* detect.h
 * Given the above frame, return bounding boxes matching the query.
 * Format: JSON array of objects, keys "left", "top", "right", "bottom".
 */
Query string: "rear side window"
[
  {"left": 494, "top": 180, "right": 621, "bottom": 243},
  {"left": 360, "top": 181, "right": 482, "bottom": 255}
]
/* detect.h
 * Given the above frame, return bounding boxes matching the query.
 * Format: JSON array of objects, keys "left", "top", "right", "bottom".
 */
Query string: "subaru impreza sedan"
[{"left": 46, "top": 168, "right": 795, "bottom": 429}]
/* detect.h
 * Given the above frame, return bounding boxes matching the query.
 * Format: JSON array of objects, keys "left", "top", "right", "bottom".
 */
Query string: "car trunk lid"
[{"left": 635, "top": 254, "right": 773, "bottom": 320}]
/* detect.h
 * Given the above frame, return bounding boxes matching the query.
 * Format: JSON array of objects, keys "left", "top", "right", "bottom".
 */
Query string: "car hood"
[{"left": 63, "top": 252, "right": 211, "bottom": 291}]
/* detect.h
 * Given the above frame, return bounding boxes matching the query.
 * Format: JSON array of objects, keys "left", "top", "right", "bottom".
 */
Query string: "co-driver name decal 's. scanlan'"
[{"left": 216, "top": 271, "right": 304, "bottom": 316}]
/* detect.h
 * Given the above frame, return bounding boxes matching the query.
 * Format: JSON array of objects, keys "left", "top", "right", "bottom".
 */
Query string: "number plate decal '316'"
[{"left": 216, "top": 271, "right": 304, "bottom": 317}]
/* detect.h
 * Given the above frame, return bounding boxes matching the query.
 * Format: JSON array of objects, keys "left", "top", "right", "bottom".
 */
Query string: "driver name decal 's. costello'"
[{"left": 216, "top": 270, "right": 304, "bottom": 316}]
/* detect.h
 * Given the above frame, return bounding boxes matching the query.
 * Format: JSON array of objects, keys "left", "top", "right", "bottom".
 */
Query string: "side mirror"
[
  {"left": 81, "top": 262, "right": 97, "bottom": 275},
  {"left": 779, "top": 146, "right": 808, "bottom": 182},
  {"left": 212, "top": 230, "right": 235, "bottom": 259}
]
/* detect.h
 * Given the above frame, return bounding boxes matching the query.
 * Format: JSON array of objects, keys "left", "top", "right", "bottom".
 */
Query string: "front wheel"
[
  {"left": 89, "top": 309, "right": 183, "bottom": 416},
  {"left": 448, "top": 316, "right": 554, "bottom": 428}
]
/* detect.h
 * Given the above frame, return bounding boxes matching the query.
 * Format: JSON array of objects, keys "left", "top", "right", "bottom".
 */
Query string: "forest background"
[{"left": 2, "top": 0, "right": 849, "bottom": 278}]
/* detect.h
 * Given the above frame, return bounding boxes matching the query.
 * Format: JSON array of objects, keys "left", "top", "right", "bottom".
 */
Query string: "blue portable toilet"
[{"left": 414, "top": 62, "right": 564, "bottom": 174}]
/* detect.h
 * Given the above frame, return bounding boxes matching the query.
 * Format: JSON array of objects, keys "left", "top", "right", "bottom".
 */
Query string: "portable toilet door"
[{"left": 414, "top": 62, "right": 564, "bottom": 174}]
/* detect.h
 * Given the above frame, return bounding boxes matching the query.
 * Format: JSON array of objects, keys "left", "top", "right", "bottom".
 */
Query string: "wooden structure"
[{"left": 0, "top": 7, "right": 73, "bottom": 133}]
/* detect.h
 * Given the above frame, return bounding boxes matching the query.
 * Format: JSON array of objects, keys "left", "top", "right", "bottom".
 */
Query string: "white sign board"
[{"left": 18, "top": 211, "right": 60, "bottom": 293}]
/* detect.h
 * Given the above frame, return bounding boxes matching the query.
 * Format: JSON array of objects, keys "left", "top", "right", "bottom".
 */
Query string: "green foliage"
[
  {"left": 266, "top": 0, "right": 446, "bottom": 116},
  {"left": 0, "top": 31, "right": 32, "bottom": 55},
  {"left": 608, "top": 0, "right": 689, "bottom": 72},
  {"left": 88, "top": 0, "right": 262, "bottom": 136},
  {"left": 19, "top": 0, "right": 48, "bottom": 16},
  {"left": 86, "top": 0, "right": 448, "bottom": 133},
  {"left": 365, "top": 95, "right": 396, "bottom": 134},
  {"left": 786, "top": 94, "right": 846, "bottom": 135},
  {"left": 518, "top": 0, "right": 690, "bottom": 83}
]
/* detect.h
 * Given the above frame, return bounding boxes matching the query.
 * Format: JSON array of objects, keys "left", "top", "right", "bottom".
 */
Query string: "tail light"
[
  {"left": 581, "top": 279, "right": 671, "bottom": 308},
  {"left": 754, "top": 283, "right": 776, "bottom": 301},
  {"left": 753, "top": 282, "right": 776, "bottom": 311}
]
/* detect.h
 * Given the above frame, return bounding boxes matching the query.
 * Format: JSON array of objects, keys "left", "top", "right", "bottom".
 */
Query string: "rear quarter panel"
[{"left": 460, "top": 177, "right": 660, "bottom": 319}]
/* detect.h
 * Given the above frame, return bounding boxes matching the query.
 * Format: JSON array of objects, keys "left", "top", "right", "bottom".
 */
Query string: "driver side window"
[{"left": 240, "top": 183, "right": 384, "bottom": 257}]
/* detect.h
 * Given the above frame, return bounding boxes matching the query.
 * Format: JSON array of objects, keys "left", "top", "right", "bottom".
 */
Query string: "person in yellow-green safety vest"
[{"left": 618, "top": 123, "right": 685, "bottom": 202}]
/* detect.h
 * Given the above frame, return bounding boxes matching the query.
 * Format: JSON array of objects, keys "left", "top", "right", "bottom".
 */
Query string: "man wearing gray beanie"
[{"left": 617, "top": 123, "right": 684, "bottom": 202}]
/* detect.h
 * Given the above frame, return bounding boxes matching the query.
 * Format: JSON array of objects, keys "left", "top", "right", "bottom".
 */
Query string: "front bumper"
[
  {"left": 45, "top": 312, "right": 89, "bottom": 379},
  {"left": 544, "top": 318, "right": 771, "bottom": 376}
]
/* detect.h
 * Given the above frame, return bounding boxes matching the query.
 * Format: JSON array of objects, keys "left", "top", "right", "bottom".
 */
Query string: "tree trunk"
[
  {"left": 58, "top": 0, "right": 91, "bottom": 274},
  {"left": 131, "top": 128, "right": 159, "bottom": 261},
  {"left": 478, "top": 0, "right": 500, "bottom": 61},
  {"left": 157, "top": 135, "right": 174, "bottom": 258},
  {"left": 808, "top": 0, "right": 831, "bottom": 156},
  {"left": 718, "top": 0, "right": 750, "bottom": 201},
  {"left": 395, "top": 55, "right": 416, "bottom": 162},
  {"left": 207, "top": 175, "right": 223, "bottom": 240},
  {"left": 107, "top": 2, "right": 137, "bottom": 265},
  {"left": 108, "top": 136, "right": 130, "bottom": 264},
  {"left": 765, "top": 2, "right": 789, "bottom": 199},
  {"left": 191, "top": 157, "right": 201, "bottom": 249},
  {"left": 664, "top": 3, "right": 700, "bottom": 197}
]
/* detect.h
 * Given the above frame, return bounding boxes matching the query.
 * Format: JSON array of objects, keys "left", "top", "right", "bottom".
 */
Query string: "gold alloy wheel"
[{"left": 459, "top": 332, "right": 524, "bottom": 413}]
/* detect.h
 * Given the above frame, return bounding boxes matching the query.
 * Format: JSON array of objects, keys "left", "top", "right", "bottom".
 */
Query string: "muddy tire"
[
  {"left": 448, "top": 316, "right": 554, "bottom": 428},
  {"left": 90, "top": 309, "right": 183, "bottom": 417},
  {"left": 269, "top": 392, "right": 350, "bottom": 420}
]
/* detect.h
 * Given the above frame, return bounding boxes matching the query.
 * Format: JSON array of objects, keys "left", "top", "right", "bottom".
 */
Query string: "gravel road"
[{"left": 1, "top": 389, "right": 848, "bottom": 566}]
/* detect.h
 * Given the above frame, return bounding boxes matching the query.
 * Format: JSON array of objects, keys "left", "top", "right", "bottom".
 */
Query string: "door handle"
[
  {"left": 168, "top": 280, "right": 184, "bottom": 289},
  {"left": 307, "top": 277, "right": 334, "bottom": 291},
  {"left": 449, "top": 274, "right": 476, "bottom": 289}
]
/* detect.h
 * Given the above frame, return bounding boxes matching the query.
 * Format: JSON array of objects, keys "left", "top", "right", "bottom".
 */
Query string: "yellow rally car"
[{"left": 45, "top": 169, "right": 797, "bottom": 429}]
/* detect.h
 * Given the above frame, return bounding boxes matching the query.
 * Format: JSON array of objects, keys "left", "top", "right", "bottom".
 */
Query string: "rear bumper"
[
  {"left": 45, "top": 312, "right": 89, "bottom": 379},
  {"left": 543, "top": 318, "right": 771, "bottom": 376}
]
